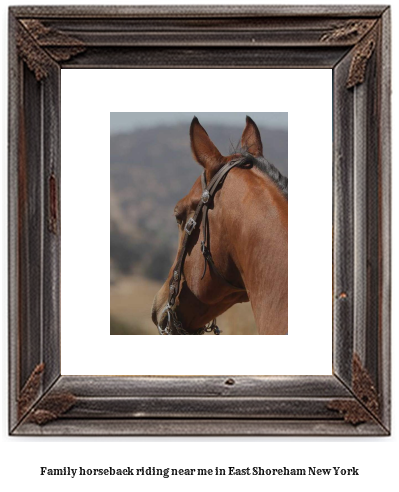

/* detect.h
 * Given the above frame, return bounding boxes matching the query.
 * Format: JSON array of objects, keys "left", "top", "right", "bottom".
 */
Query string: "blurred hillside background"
[{"left": 110, "top": 112, "right": 288, "bottom": 335}]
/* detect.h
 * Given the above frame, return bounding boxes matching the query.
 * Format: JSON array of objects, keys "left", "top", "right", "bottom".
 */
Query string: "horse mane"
[{"left": 233, "top": 148, "right": 288, "bottom": 199}]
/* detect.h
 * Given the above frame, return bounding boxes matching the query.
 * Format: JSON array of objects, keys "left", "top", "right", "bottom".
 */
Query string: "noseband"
[{"left": 158, "top": 157, "right": 247, "bottom": 335}]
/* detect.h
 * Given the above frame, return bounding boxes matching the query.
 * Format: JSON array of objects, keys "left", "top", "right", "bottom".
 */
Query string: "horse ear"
[
  {"left": 241, "top": 115, "right": 263, "bottom": 157},
  {"left": 190, "top": 117, "right": 223, "bottom": 177}
]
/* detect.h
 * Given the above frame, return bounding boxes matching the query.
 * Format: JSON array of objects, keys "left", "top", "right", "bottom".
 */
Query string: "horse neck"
[{"left": 221, "top": 167, "right": 288, "bottom": 335}]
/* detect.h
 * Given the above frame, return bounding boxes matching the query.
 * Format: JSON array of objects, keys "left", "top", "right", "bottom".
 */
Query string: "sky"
[{"left": 110, "top": 112, "right": 288, "bottom": 134}]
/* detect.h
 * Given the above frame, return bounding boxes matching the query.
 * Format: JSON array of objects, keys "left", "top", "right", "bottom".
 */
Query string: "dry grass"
[
  {"left": 110, "top": 275, "right": 257, "bottom": 335},
  {"left": 111, "top": 275, "right": 160, "bottom": 335}
]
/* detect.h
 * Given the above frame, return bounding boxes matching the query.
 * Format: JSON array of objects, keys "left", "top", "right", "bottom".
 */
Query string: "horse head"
[{"left": 152, "top": 116, "right": 288, "bottom": 335}]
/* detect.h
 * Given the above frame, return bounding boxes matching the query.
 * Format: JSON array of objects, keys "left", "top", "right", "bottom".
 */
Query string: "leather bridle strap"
[
  {"left": 167, "top": 158, "right": 247, "bottom": 312},
  {"left": 200, "top": 172, "right": 246, "bottom": 291}
]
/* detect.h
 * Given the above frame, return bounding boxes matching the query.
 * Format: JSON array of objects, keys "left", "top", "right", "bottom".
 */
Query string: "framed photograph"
[
  {"left": 9, "top": 5, "right": 390, "bottom": 435},
  {"left": 108, "top": 110, "right": 289, "bottom": 337}
]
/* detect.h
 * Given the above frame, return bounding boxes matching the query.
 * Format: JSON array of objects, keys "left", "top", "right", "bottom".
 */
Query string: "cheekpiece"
[{"left": 202, "top": 190, "right": 210, "bottom": 203}]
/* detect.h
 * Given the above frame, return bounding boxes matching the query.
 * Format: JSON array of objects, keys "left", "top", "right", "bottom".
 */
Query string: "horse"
[{"left": 151, "top": 116, "right": 288, "bottom": 335}]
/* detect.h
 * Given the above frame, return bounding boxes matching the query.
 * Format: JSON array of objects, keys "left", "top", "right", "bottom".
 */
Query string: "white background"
[
  {"left": 61, "top": 68, "right": 332, "bottom": 376},
  {"left": 0, "top": 1, "right": 397, "bottom": 492}
]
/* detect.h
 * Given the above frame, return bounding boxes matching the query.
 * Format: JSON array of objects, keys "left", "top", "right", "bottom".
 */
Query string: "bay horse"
[{"left": 151, "top": 116, "right": 288, "bottom": 335}]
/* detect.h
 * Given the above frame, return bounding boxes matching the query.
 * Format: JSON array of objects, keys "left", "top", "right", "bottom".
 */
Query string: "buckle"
[
  {"left": 184, "top": 218, "right": 196, "bottom": 235},
  {"left": 201, "top": 241, "right": 211, "bottom": 259},
  {"left": 201, "top": 190, "right": 210, "bottom": 203}
]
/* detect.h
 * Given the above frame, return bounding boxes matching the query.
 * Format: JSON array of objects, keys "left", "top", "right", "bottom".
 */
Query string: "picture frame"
[{"left": 8, "top": 5, "right": 391, "bottom": 435}]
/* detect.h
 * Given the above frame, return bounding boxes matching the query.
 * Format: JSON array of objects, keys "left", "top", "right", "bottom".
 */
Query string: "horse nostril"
[
  {"left": 151, "top": 309, "right": 158, "bottom": 326},
  {"left": 151, "top": 297, "right": 159, "bottom": 326}
]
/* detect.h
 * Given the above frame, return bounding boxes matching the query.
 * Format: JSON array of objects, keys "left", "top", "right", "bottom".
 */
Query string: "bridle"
[{"left": 157, "top": 157, "right": 248, "bottom": 335}]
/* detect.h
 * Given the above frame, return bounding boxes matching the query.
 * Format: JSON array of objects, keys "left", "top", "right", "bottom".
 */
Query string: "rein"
[{"left": 158, "top": 158, "right": 247, "bottom": 335}]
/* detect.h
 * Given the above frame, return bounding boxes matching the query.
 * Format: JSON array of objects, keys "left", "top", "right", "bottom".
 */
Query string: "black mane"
[{"left": 237, "top": 150, "right": 288, "bottom": 199}]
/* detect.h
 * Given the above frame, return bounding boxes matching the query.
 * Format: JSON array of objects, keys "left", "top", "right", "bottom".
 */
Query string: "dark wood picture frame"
[{"left": 9, "top": 5, "right": 391, "bottom": 436}]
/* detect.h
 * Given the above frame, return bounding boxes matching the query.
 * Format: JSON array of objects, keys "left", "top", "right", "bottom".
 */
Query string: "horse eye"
[
  {"left": 174, "top": 211, "right": 182, "bottom": 225},
  {"left": 174, "top": 205, "right": 184, "bottom": 225}
]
